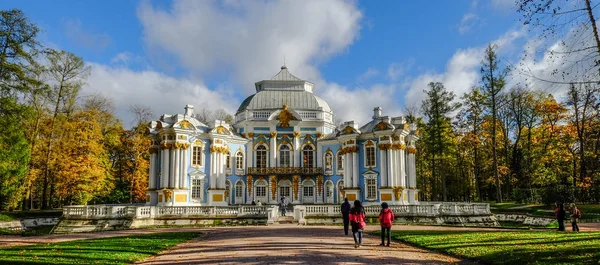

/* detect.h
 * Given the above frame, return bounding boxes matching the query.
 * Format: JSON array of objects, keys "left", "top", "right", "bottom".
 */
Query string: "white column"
[
  {"left": 210, "top": 152, "right": 216, "bottom": 189},
  {"left": 217, "top": 153, "right": 223, "bottom": 189},
  {"left": 220, "top": 152, "right": 226, "bottom": 188},
  {"left": 174, "top": 147, "right": 180, "bottom": 189},
  {"left": 149, "top": 152, "right": 156, "bottom": 189},
  {"left": 246, "top": 141, "right": 252, "bottom": 168},
  {"left": 399, "top": 145, "right": 406, "bottom": 188},
  {"left": 387, "top": 149, "right": 394, "bottom": 187},
  {"left": 343, "top": 152, "right": 349, "bottom": 187},
  {"left": 293, "top": 136, "right": 300, "bottom": 167},
  {"left": 352, "top": 152, "right": 359, "bottom": 187},
  {"left": 182, "top": 147, "right": 189, "bottom": 189},
  {"left": 169, "top": 148, "right": 177, "bottom": 188},
  {"left": 408, "top": 146, "right": 416, "bottom": 189},
  {"left": 270, "top": 135, "right": 277, "bottom": 167},
  {"left": 161, "top": 148, "right": 169, "bottom": 189},
  {"left": 380, "top": 148, "right": 387, "bottom": 187}
]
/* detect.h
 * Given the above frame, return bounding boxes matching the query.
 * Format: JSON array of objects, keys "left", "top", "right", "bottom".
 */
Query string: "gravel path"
[{"left": 137, "top": 225, "right": 473, "bottom": 265}]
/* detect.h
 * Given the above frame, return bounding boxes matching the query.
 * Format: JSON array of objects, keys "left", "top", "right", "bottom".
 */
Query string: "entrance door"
[
  {"left": 280, "top": 186, "right": 290, "bottom": 198},
  {"left": 235, "top": 181, "right": 244, "bottom": 204},
  {"left": 302, "top": 180, "right": 315, "bottom": 203}
]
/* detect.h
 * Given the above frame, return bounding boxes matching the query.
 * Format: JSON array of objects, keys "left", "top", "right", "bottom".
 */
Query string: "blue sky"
[{"left": 2, "top": 0, "right": 534, "bottom": 126}]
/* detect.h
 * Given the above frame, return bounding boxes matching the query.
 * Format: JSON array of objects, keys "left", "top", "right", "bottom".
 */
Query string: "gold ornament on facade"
[
  {"left": 247, "top": 132, "right": 254, "bottom": 138},
  {"left": 392, "top": 135, "right": 400, "bottom": 141},
  {"left": 156, "top": 122, "right": 163, "bottom": 130},
  {"left": 342, "top": 126, "right": 356, "bottom": 135},
  {"left": 163, "top": 190, "right": 172, "bottom": 202},
  {"left": 375, "top": 122, "right": 390, "bottom": 131},
  {"left": 394, "top": 187, "right": 404, "bottom": 200},
  {"left": 403, "top": 123, "right": 409, "bottom": 130},
  {"left": 365, "top": 140, "right": 375, "bottom": 147},
  {"left": 160, "top": 142, "right": 172, "bottom": 150},
  {"left": 381, "top": 136, "right": 390, "bottom": 141},
  {"left": 270, "top": 176, "right": 277, "bottom": 200},
  {"left": 241, "top": 133, "right": 246, "bottom": 138},
  {"left": 378, "top": 143, "right": 392, "bottom": 150},
  {"left": 317, "top": 175, "right": 323, "bottom": 194},
  {"left": 194, "top": 139, "right": 204, "bottom": 146},
  {"left": 149, "top": 147, "right": 158, "bottom": 154},
  {"left": 407, "top": 147, "right": 418, "bottom": 154},
  {"left": 270, "top": 132, "right": 277, "bottom": 138},
  {"left": 316, "top": 132, "right": 322, "bottom": 138},
  {"left": 247, "top": 175, "right": 253, "bottom": 195},
  {"left": 293, "top": 175, "right": 299, "bottom": 200},
  {"left": 279, "top": 104, "right": 293, "bottom": 128},
  {"left": 179, "top": 120, "right": 193, "bottom": 129},
  {"left": 292, "top": 131, "right": 300, "bottom": 138}
]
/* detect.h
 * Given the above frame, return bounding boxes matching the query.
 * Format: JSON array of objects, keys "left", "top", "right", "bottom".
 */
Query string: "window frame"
[
  {"left": 192, "top": 145, "right": 204, "bottom": 167},
  {"left": 302, "top": 145, "right": 314, "bottom": 168},
  {"left": 364, "top": 141, "right": 376, "bottom": 168},
  {"left": 279, "top": 144, "right": 292, "bottom": 167},
  {"left": 255, "top": 145, "right": 268, "bottom": 168}
]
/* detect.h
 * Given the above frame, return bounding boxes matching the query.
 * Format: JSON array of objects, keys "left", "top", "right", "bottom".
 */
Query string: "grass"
[
  {"left": 498, "top": 221, "right": 558, "bottom": 229},
  {"left": 489, "top": 202, "right": 600, "bottom": 221},
  {"left": 387, "top": 230, "right": 600, "bottom": 265},
  {"left": 0, "top": 232, "right": 199, "bottom": 265}
]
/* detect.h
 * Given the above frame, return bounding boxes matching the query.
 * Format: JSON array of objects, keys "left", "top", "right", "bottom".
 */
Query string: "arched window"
[
  {"left": 279, "top": 145, "right": 291, "bottom": 167},
  {"left": 236, "top": 152, "right": 244, "bottom": 170},
  {"left": 256, "top": 145, "right": 267, "bottom": 168},
  {"left": 192, "top": 145, "right": 204, "bottom": 167},
  {"left": 337, "top": 152, "right": 344, "bottom": 171},
  {"left": 302, "top": 145, "right": 314, "bottom": 167},
  {"left": 365, "top": 141, "right": 376, "bottom": 168},
  {"left": 324, "top": 152, "right": 333, "bottom": 171}
]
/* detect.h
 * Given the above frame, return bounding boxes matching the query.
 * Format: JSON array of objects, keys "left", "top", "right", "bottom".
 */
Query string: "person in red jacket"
[
  {"left": 378, "top": 202, "right": 394, "bottom": 247},
  {"left": 349, "top": 200, "right": 366, "bottom": 248}
]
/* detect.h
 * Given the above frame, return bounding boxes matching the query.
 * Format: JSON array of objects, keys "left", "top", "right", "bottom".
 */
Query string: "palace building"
[{"left": 146, "top": 66, "right": 420, "bottom": 206}]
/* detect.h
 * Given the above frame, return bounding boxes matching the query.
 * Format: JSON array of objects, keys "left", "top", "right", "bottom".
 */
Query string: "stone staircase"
[{"left": 277, "top": 216, "right": 295, "bottom": 224}]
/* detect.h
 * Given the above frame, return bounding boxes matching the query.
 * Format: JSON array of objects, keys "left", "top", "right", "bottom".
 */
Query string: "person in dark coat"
[
  {"left": 340, "top": 198, "right": 351, "bottom": 235},
  {"left": 556, "top": 203, "right": 566, "bottom": 231}
]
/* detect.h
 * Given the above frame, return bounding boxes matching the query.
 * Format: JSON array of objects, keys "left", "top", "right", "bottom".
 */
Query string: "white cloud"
[
  {"left": 83, "top": 63, "right": 235, "bottom": 127},
  {"left": 318, "top": 82, "right": 403, "bottom": 125},
  {"left": 458, "top": 13, "right": 481, "bottom": 35},
  {"left": 404, "top": 28, "right": 526, "bottom": 109},
  {"left": 64, "top": 19, "right": 111, "bottom": 52},
  {"left": 491, "top": 0, "right": 515, "bottom": 11},
  {"left": 136, "top": 0, "right": 362, "bottom": 93},
  {"left": 357, "top": 68, "right": 379, "bottom": 83},
  {"left": 387, "top": 59, "right": 414, "bottom": 81}
]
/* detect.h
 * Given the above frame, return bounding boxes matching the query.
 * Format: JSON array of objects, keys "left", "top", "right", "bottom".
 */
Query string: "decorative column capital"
[
  {"left": 407, "top": 147, "right": 418, "bottom": 154},
  {"left": 292, "top": 131, "right": 300, "bottom": 138},
  {"left": 270, "top": 132, "right": 277, "bottom": 138}
]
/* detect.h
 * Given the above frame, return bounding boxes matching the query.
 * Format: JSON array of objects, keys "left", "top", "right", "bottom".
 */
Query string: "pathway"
[{"left": 137, "top": 225, "right": 473, "bottom": 265}]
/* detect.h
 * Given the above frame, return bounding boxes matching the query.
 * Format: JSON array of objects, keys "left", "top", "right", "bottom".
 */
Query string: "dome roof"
[{"left": 236, "top": 66, "right": 332, "bottom": 114}]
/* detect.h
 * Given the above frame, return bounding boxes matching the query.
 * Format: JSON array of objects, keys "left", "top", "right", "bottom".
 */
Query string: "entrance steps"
[{"left": 277, "top": 216, "right": 295, "bottom": 224}]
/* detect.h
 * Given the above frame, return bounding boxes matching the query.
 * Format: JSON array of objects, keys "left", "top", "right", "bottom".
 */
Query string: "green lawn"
[
  {"left": 0, "top": 232, "right": 199, "bottom": 265},
  {"left": 388, "top": 230, "right": 600, "bottom": 265}
]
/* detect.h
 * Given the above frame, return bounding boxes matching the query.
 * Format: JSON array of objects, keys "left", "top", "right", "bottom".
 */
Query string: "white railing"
[
  {"left": 296, "top": 202, "right": 491, "bottom": 218},
  {"left": 63, "top": 205, "right": 274, "bottom": 219}
]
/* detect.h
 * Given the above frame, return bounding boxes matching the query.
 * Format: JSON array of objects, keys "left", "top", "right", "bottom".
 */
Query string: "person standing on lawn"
[
  {"left": 570, "top": 204, "right": 580, "bottom": 232},
  {"left": 378, "top": 202, "right": 394, "bottom": 247},
  {"left": 341, "top": 198, "right": 351, "bottom": 235},
  {"left": 556, "top": 203, "right": 566, "bottom": 231},
  {"left": 349, "top": 200, "right": 366, "bottom": 248}
]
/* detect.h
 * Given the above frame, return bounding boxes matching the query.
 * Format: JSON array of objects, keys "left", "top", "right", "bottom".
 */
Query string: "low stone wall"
[
  {"left": 0, "top": 217, "right": 60, "bottom": 232},
  {"left": 296, "top": 203, "right": 499, "bottom": 227},
  {"left": 495, "top": 213, "right": 556, "bottom": 227},
  {"left": 54, "top": 205, "right": 279, "bottom": 234}
]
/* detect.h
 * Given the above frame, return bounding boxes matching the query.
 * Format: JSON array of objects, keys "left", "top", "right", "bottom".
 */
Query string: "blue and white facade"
[{"left": 146, "top": 66, "right": 420, "bottom": 206}]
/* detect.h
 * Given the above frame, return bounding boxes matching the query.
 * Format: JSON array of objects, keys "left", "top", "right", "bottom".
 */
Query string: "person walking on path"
[
  {"left": 570, "top": 204, "right": 581, "bottom": 232},
  {"left": 341, "top": 198, "right": 351, "bottom": 235},
  {"left": 378, "top": 202, "right": 394, "bottom": 247},
  {"left": 556, "top": 203, "right": 566, "bottom": 231},
  {"left": 349, "top": 200, "right": 366, "bottom": 248}
]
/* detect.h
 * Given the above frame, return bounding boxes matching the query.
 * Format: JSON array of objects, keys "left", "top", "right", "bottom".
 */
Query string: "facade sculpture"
[{"left": 146, "top": 66, "right": 420, "bottom": 206}]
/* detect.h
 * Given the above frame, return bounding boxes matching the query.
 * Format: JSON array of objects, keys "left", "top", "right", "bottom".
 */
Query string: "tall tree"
[
  {"left": 41, "top": 50, "right": 90, "bottom": 208},
  {"left": 421, "top": 82, "right": 461, "bottom": 201},
  {"left": 480, "top": 44, "right": 507, "bottom": 202}
]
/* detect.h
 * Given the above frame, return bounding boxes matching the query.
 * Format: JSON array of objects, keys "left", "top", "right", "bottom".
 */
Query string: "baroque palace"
[{"left": 146, "top": 66, "right": 420, "bottom": 206}]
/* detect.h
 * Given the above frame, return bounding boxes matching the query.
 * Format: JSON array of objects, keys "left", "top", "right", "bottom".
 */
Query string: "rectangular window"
[
  {"left": 366, "top": 146, "right": 376, "bottom": 167},
  {"left": 256, "top": 186, "right": 266, "bottom": 197},
  {"left": 226, "top": 154, "right": 231, "bottom": 169},
  {"left": 192, "top": 146, "right": 203, "bottom": 166},
  {"left": 337, "top": 153, "right": 344, "bottom": 170},
  {"left": 192, "top": 179, "right": 203, "bottom": 200},
  {"left": 236, "top": 154, "right": 244, "bottom": 170},
  {"left": 367, "top": 178, "right": 377, "bottom": 200},
  {"left": 303, "top": 186, "right": 313, "bottom": 197},
  {"left": 280, "top": 187, "right": 290, "bottom": 197},
  {"left": 235, "top": 184, "right": 243, "bottom": 198},
  {"left": 280, "top": 151, "right": 290, "bottom": 167}
]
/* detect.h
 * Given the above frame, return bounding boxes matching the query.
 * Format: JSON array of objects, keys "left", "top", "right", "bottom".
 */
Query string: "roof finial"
[{"left": 281, "top": 55, "right": 287, "bottom": 69}]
